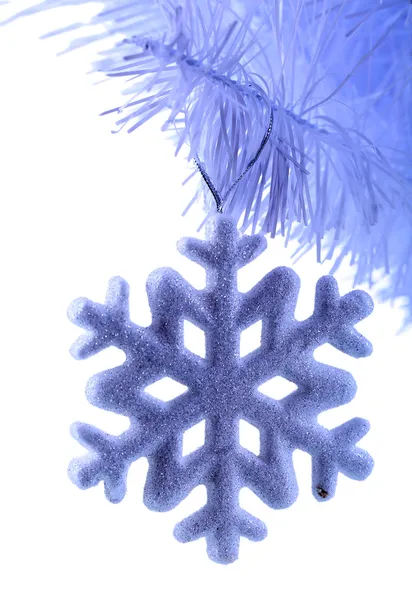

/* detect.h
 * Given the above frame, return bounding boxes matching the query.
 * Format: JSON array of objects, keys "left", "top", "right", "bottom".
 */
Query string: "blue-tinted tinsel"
[{"left": 2, "top": 1, "right": 412, "bottom": 321}]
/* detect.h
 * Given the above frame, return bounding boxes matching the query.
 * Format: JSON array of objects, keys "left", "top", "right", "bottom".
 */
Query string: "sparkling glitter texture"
[{"left": 68, "top": 216, "right": 374, "bottom": 564}]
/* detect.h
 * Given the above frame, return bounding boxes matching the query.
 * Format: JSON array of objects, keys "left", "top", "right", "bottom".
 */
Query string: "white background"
[{"left": 1, "top": 4, "right": 411, "bottom": 599}]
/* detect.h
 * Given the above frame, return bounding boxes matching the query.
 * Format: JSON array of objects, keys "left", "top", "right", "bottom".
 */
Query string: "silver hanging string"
[
  {"left": 195, "top": 107, "right": 274, "bottom": 213},
  {"left": 194, "top": 156, "right": 224, "bottom": 213}
]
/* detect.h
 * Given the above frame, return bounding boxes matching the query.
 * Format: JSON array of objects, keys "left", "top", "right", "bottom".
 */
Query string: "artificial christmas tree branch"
[{"left": 2, "top": 0, "right": 411, "bottom": 321}]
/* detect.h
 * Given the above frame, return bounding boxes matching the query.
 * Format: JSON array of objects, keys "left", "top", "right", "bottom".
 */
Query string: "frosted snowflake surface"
[{"left": 68, "top": 216, "right": 374, "bottom": 564}]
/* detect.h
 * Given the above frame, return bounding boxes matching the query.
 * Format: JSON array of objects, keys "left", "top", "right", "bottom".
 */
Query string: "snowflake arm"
[
  {"left": 67, "top": 272, "right": 209, "bottom": 502},
  {"left": 68, "top": 276, "right": 131, "bottom": 359},
  {"left": 238, "top": 267, "right": 373, "bottom": 503}
]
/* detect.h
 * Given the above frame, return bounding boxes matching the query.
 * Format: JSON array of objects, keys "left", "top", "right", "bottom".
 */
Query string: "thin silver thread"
[
  {"left": 194, "top": 156, "right": 224, "bottom": 213},
  {"left": 195, "top": 108, "right": 274, "bottom": 213},
  {"left": 223, "top": 108, "right": 274, "bottom": 202}
]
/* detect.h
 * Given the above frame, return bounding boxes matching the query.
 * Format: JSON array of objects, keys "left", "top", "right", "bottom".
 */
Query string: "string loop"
[{"left": 195, "top": 108, "right": 274, "bottom": 213}]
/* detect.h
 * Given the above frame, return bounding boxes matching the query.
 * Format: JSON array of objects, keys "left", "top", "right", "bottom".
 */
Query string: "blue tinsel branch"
[{"left": 2, "top": 0, "right": 412, "bottom": 323}]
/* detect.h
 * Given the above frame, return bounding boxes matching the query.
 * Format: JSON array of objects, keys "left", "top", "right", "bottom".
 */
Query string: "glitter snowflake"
[{"left": 68, "top": 216, "right": 374, "bottom": 564}]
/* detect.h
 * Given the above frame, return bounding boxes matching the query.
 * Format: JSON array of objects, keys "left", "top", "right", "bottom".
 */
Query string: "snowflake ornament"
[{"left": 68, "top": 216, "right": 374, "bottom": 564}]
